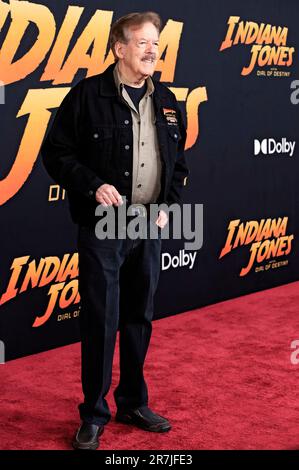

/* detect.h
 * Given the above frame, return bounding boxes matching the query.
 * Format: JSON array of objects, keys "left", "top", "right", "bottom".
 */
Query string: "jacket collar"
[
  {"left": 98, "top": 62, "right": 165, "bottom": 121},
  {"left": 98, "top": 62, "right": 119, "bottom": 97}
]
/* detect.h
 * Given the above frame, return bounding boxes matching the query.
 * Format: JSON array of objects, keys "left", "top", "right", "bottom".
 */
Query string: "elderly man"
[{"left": 41, "top": 11, "right": 189, "bottom": 450}]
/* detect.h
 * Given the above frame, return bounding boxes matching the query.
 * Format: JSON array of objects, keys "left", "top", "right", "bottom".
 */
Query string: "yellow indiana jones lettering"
[
  {"left": 0, "top": 253, "right": 80, "bottom": 327},
  {"left": 219, "top": 16, "right": 295, "bottom": 76}
]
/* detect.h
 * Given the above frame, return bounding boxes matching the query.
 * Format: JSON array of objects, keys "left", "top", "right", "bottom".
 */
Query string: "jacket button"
[
  {"left": 174, "top": 133, "right": 178, "bottom": 139},
  {"left": 125, "top": 145, "right": 130, "bottom": 150},
  {"left": 93, "top": 133, "right": 99, "bottom": 139},
  {"left": 141, "top": 163, "right": 145, "bottom": 167},
  {"left": 124, "top": 171, "right": 130, "bottom": 176},
  {"left": 124, "top": 120, "right": 129, "bottom": 125},
  {"left": 88, "top": 190, "right": 94, "bottom": 196},
  {"left": 137, "top": 184, "right": 142, "bottom": 188}
]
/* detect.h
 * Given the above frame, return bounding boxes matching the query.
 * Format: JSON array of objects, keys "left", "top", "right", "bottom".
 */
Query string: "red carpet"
[{"left": 1, "top": 281, "right": 299, "bottom": 450}]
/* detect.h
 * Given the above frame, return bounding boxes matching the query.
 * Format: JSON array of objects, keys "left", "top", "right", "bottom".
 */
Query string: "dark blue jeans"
[{"left": 77, "top": 218, "right": 162, "bottom": 425}]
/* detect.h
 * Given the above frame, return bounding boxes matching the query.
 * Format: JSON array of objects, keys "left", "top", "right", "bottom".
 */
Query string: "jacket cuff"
[{"left": 85, "top": 177, "right": 105, "bottom": 200}]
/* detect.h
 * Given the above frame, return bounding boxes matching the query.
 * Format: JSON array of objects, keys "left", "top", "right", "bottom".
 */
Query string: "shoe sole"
[
  {"left": 72, "top": 441, "right": 99, "bottom": 450},
  {"left": 115, "top": 415, "right": 171, "bottom": 433}
]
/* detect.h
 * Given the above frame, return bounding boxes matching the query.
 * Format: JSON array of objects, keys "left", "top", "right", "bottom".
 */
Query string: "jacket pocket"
[
  {"left": 165, "top": 126, "right": 181, "bottom": 172},
  {"left": 87, "top": 126, "right": 113, "bottom": 142},
  {"left": 82, "top": 126, "right": 114, "bottom": 173},
  {"left": 167, "top": 125, "right": 181, "bottom": 143}
]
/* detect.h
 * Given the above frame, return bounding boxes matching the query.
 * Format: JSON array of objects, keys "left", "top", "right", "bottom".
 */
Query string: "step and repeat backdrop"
[{"left": 1, "top": 0, "right": 299, "bottom": 360}]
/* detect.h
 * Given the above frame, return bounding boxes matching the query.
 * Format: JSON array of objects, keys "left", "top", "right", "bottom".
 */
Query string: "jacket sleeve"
[
  {"left": 165, "top": 103, "right": 189, "bottom": 207},
  {"left": 40, "top": 82, "right": 104, "bottom": 200}
]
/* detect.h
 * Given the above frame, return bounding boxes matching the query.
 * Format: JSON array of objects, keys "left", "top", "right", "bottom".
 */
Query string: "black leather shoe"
[
  {"left": 72, "top": 422, "right": 104, "bottom": 450},
  {"left": 115, "top": 405, "right": 171, "bottom": 432}
]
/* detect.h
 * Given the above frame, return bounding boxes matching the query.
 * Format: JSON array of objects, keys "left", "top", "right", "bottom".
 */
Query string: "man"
[{"left": 41, "top": 11, "right": 189, "bottom": 450}]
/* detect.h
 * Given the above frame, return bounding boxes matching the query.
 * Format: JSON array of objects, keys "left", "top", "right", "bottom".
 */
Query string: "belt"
[{"left": 127, "top": 203, "right": 152, "bottom": 218}]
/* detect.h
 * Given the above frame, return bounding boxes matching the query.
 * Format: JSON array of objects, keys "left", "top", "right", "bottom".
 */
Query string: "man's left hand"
[{"left": 155, "top": 210, "right": 168, "bottom": 229}]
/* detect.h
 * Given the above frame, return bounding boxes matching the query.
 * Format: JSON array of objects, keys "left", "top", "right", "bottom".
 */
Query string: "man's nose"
[{"left": 146, "top": 41, "right": 156, "bottom": 53}]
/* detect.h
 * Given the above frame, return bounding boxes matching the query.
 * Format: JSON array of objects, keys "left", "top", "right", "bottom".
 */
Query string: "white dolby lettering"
[
  {"left": 268, "top": 138, "right": 295, "bottom": 156},
  {"left": 162, "top": 250, "right": 197, "bottom": 271}
]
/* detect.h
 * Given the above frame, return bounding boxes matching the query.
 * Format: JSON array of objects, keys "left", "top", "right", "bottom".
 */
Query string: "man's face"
[{"left": 117, "top": 22, "right": 159, "bottom": 80}]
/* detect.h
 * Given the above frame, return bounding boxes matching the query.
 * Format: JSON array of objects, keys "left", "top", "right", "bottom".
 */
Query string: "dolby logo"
[
  {"left": 162, "top": 250, "right": 197, "bottom": 271},
  {"left": 254, "top": 138, "right": 295, "bottom": 157}
]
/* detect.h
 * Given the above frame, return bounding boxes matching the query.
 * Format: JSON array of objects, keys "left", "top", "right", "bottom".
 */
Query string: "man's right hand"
[{"left": 95, "top": 184, "right": 123, "bottom": 206}]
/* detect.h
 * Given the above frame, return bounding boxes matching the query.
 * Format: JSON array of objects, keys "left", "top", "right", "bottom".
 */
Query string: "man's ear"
[{"left": 114, "top": 41, "right": 126, "bottom": 60}]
